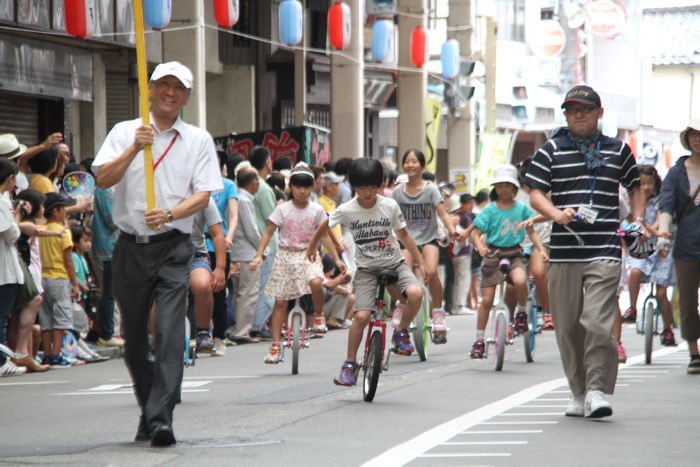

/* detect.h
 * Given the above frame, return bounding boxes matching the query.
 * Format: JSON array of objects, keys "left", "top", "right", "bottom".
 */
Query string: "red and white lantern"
[
  {"left": 410, "top": 26, "right": 427, "bottom": 68},
  {"left": 213, "top": 0, "right": 240, "bottom": 29},
  {"left": 328, "top": 2, "right": 351, "bottom": 50},
  {"left": 64, "top": 0, "right": 96, "bottom": 39}
]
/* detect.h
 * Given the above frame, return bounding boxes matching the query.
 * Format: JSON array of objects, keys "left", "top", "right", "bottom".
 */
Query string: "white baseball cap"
[
  {"left": 490, "top": 164, "right": 520, "bottom": 188},
  {"left": 150, "top": 61, "right": 193, "bottom": 89}
]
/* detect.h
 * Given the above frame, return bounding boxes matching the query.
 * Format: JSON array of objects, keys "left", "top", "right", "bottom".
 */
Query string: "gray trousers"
[
  {"left": 112, "top": 232, "right": 192, "bottom": 431},
  {"left": 548, "top": 260, "right": 620, "bottom": 396}
]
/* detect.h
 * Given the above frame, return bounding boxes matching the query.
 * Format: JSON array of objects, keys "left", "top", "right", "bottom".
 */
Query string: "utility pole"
[
  {"left": 484, "top": 16, "right": 497, "bottom": 133},
  {"left": 331, "top": 0, "right": 364, "bottom": 159},
  {"left": 397, "top": 0, "right": 427, "bottom": 159},
  {"left": 447, "top": 0, "right": 475, "bottom": 185}
]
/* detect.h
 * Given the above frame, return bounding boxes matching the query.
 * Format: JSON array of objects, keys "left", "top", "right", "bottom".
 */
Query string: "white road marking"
[
  {"left": 534, "top": 398, "right": 568, "bottom": 402},
  {"left": 520, "top": 405, "right": 568, "bottom": 408},
  {"left": 419, "top": 453, "right": 511, "bottom": 458},
  {"left": 0, "top": 381, "right": 69, "bottom": 386},
  {"left": 496, "top": 412, "right": 562, "bottom": 416},
  {"left": 615, "top": 383, "right": 630, "bottom": 387},
  {"left": 480, "top": 421, "right": 559, "bottom": 425},
  {"left": 461, "top": 430, "right": 542, "bottom": 434},
  {"left": 443, "top": 441, "right": 527, "bottom": 446},
  {"left": 363, "top": 344, "right": 685, "bottom": 467},
  {"left": 58, "top": 389, "right": 209, "bottom": 395}
]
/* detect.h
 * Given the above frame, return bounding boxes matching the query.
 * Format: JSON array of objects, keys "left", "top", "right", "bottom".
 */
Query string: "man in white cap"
[
  {"left": 524, "top": 85, "right": 644, "bottom": 420},
  {"left": 92, "top": 61, "right": 222, "bottom": 446}
]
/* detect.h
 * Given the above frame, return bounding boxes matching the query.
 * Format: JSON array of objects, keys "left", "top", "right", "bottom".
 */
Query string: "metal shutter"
[
  {"left": 0, "top": 92, "right": 39, "bottom": 145},
  {"left": 106, "top": 72, "right": 134, "bottom": 132}
]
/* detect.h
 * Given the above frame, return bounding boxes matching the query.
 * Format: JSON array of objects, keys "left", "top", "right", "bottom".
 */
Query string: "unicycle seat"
[{"left": 376, "top": 269, "right": 399, "bottom": 286}]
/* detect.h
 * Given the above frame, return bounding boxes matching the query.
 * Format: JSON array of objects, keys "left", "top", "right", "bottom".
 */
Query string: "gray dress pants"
[{"left": 112, "top": 232, "right": 192, "bottom": 431}]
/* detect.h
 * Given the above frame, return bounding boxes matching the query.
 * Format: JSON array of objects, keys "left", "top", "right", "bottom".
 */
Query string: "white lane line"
[
  {"left": 443, "top": 441, "right": 527, "bottom": 446},
  {"left": 534, "top": 398, "right": 569, "bottom": 402},
  {"left": 362, "top": 345, "right": 685, "bottom": 467},
  {"left": 0, "top": 381, "right": 69, "bottom": 386},
  {"left": 461, "top": 430, "right": 543, "bottom": 434},
  {"left": 520, "top": 405, "right": 568, "bottom": 408},
  {"left": 496, "top": 412, "right": 562, "bottom": 416},
  {"left": 419, "top": 453, "right": 512, "bottom": 458},
  {"left": 480, "top": 421, "right": 559, "bottom": 425},
  {"left": 615, "top": 384, "right": 630, "bottom": 387},
  {"left": 58, "top": 389, "right": 209, "bottom": 395}
]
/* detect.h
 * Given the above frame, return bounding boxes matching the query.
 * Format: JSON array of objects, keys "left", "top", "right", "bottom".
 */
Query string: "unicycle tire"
[
  {"left": 291, "top": 313, "right": 302, "bottom": 375},
  {"left": 363, "top": 330, "right": 383, "bottom": 402},
  {"left": 524, "top": 307, "right": 535, "bottom": 363},
  {"left": 494, "top": 311, "right": 507, "bottom": 372},
  {"left": 413, "top": 295, "right": 429, "bottom": 361},
  {"left": 644, "top": 301, "right": 655, "bottom": 365}
]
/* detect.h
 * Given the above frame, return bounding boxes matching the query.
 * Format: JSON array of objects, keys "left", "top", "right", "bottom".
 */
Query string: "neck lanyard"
[
  {"left": 153, "top": 131, "right": 179, "bottom": 171},
  {"left": 588, "top": 140, "right": 601, "bottom": 206}
]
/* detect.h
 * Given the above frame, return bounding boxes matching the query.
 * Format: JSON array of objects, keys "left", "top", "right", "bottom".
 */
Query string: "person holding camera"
[{"left": 525, "top": 86, "right": 644, "bottom": 419}]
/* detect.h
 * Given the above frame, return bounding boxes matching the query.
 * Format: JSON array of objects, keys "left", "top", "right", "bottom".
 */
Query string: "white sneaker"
[
  {"left": 584, "top": 390, "right": 612, "bottom": 418},
  {"left": 1, "top": 360, "right": 27, "bottom": 377},
  {"left": 212, "top": 338, "right": 226, "bottom": 356},
  {"left": 565, "top": 394, "right": 585, "bottom": 417}
]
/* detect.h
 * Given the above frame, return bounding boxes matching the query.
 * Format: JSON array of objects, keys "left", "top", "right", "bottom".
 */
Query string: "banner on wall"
[
  {"left": 473, "top": 133, "right": 512, "bottom": 191},
  {"left": 425, "top": 96, "right": 442, "bottom": 175}
]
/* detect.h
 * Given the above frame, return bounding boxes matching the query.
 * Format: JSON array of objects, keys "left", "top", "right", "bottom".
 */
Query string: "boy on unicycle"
[{"left": 306, "top": 159, "right": 426, "bottom": 386}]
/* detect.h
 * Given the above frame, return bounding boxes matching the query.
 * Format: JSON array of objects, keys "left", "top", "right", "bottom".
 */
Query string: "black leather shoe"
[
  {"left": 134, "top": 416, "right": 150, "bottom": 442},
  {"left": 150, "top": 426, "right": 176, "bottom": 447}
]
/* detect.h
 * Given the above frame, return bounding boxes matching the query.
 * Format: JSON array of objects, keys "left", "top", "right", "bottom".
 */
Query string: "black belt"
[{"left": 120, "top": 230, "right": 187, "bottom": 245}]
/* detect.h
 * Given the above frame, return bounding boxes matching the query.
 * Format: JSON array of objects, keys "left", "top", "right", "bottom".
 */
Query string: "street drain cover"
[{"left": 176, "top": 438, "right": 282, "bottom": 448}]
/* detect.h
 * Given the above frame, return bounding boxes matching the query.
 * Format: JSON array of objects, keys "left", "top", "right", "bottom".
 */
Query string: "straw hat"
[
  {"left": 0, "top": 134, "right": 27, "bottom": 160},
  {"left": 680, "top": 121, "right": 700, "bottom": 150}
]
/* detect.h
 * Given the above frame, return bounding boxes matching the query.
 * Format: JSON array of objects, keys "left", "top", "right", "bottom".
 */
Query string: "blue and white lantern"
[
  {"left": 144, "top": 0, "right": 172, "bottom": 30},
  {"left": 279, "top": 0, "right": 303, "bottom": 46},
  {"left": 371, "top": 19, "right": 394, "bottom": 63},
  {"left": 441, "top": 39, "right": 460, "bottom": 79}
]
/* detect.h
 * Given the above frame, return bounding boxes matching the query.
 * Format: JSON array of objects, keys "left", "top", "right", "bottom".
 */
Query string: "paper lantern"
[
  {"left": 441, "top": 39, "right": 460, "bottom": 79},
  {"left": 64, "top": 0, "right": 96, "bottom": 39},
  {"left": 411, "top": 26, "right": 427, "bottom": 68},
  {"left": 213, "top": 0, "right": 239, "bottom": 28},
  {"left": 371, "top": 19, "right": 394, "bottom": 63},
  {"left": 328, "top": 2, "right": 351, "bottom": 50},
  {"left": 279, "top": 0, "right": 303, "bottom": 46},
  {"left": 143, "top": 0, "right": 172, "bottom": 30}
]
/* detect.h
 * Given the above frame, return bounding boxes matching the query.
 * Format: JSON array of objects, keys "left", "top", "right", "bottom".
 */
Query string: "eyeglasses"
[
  {"left": 153, "top": 80, "right": 190, "bottom": 94},
  {"left": 563, "top": 107, "right": 599, "bottom": 116}
]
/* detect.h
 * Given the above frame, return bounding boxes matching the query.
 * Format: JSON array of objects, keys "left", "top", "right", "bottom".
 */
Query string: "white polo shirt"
[{"left": 92, "top": 115, "right": 223, "bottom": 236}]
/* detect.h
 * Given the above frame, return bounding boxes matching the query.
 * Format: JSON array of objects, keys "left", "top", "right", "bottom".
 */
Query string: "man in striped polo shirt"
[{"left": 525, "top": 85, "right": 644, "bottom": 419}]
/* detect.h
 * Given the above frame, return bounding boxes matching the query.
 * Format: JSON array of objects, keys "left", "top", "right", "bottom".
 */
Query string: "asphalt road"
[{"left": 0, "top": 313, "right": 696, "bottom": 466}]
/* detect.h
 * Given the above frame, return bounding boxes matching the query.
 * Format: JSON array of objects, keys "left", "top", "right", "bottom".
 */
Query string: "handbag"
[{"left": 13, "top": 259, "right": 39, "bottom": 311}]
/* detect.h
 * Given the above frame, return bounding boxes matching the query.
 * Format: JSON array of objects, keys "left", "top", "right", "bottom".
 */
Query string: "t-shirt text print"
[{"left": 330, "top": 196, "right": 407, "bottom": 269}]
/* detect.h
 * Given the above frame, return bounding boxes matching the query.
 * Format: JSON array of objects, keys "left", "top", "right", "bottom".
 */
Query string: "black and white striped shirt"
[{"left": 524, "top": 135, "right": 639, "bottom": 263}]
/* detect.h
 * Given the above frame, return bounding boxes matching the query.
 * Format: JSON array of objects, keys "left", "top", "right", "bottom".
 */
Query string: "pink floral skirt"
[{"left": 265, "top": 248, "right": 324, "bottom": 301}]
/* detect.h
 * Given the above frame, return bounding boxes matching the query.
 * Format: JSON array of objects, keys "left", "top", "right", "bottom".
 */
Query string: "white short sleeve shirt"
[{"left": 92, "top": 115, "right": 223, "bottom": 236}]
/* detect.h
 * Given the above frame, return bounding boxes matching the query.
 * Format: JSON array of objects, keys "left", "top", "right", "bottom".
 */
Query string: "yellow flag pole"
[{"left": 133, "top": 0, "right": 156, "bottom": 218}]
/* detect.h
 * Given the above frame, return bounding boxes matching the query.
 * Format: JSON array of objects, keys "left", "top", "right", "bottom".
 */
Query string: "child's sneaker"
[
  {"left": 432, "top": 329, "right": 447, "bottom": 344},
  {"left": 333, "top": 360, "right": 359, "bottom": 386},
  {"left": 49, "top": 354, "right": 73, "bottom": 369},
  {"left": 617, "top": 342, "right": 627, "bottom": 363},
  {"left": 195, "top": 331, "right": 213, "bottom": 354},
  {"left": 514, "top": 310, "right": 529, "bottom": 334},
  {"left": 391, "top": 329, "right": 414, "bottom": 356},
  {"left": 543, "top": 313, "right": 554, "bottom": 330},
  {"left": 431, "top": 310, "right": 447, "bottom": 332},
  {"left": 661, "top": 328, "right": 677, "bottom": 347},
  {"left": 470, "top": 340, "right": 485, "bottom": 359},
  {"left": 264, "top": 343, "right": 283, "bottom": 364},
  {"left": 313, "top": 316, "right": 328, "bottom": 334},
  {"left": 621, "top": 307, "right": 636, "bottom": 323},
  {"left": 391, "top": 301, "right": 405, "bottom": 328}
]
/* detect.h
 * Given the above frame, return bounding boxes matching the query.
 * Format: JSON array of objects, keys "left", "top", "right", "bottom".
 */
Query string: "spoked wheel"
[
  {"left": 644, "top": 300, "right": 655, "bottom": 365},
  {"left": 413, "top": 294, "right": 429, "bottom": 361},
  {"left": 524, "top": 306, "right": 535, "bottom": 363},
  {"left": 363, "top": 330, "right": 383, "bottom": 402},
  {"left": 494, "top": 311, "right": 507, "bottom": 372}
]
